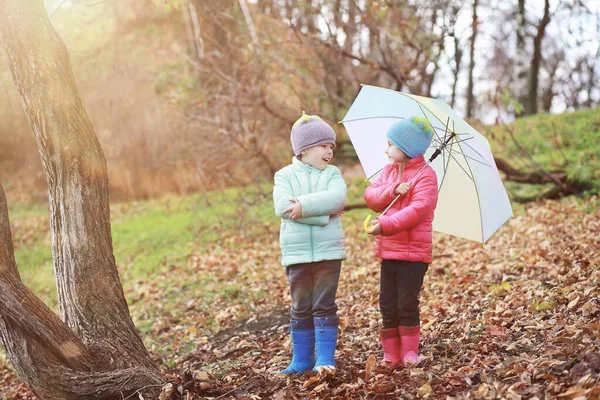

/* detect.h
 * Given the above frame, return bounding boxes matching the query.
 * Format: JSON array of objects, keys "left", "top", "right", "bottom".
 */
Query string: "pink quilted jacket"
[{"left": 364, "top": 156, "right": 438, "bottom": 263}]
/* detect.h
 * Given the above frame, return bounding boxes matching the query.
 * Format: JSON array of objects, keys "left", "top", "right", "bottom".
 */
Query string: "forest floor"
[{"left": 1, "top": 195, "right": 599, "bottom": 399}]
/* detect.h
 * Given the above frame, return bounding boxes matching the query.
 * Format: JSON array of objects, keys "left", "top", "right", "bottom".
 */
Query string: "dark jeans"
[
  {"left": 380, "top": 260, "right": 428, "bottom": 328},
  {"left": 286, "top": 260, "right": 342, "bottom": 320}
]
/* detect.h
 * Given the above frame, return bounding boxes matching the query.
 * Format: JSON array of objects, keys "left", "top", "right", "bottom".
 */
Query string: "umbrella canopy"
[{"left": 341, "top": 84, "right": 513, "bottom": 243}]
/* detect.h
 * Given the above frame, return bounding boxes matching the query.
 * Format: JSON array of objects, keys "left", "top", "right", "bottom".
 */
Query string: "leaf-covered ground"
[{"left": 1, "top": 196, "right": 599, "bottom": 399}]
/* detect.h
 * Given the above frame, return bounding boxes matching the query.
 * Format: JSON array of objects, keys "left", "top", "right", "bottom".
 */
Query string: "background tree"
[
  {"left": 448, "top": 3, "right": 463, "bottom": 108},
  {"left": 466, "top": 0, "right": 478, "bottom": 119},
  {"left": 514, "top": 0, "right": 529, "bottom": 113},
  {"left": 0, "top": 0, "right": 162, "bottom": 398},
  {"left": 526, "top": 0, "right": 551, "bottom": 115},
  {"left": 1, "top": 0, "right": 599, "bottom": 203}
]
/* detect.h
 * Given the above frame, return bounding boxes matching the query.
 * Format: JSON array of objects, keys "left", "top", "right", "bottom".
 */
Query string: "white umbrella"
[{"left": 341, "top": 84, "right": 513, "bottom": 243}]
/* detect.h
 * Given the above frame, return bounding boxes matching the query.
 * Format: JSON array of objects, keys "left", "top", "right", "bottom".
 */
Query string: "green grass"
[
  {"left": 8, "top": 178, "right": 369, "bottom": 318},
  {"left": 485, "top": 106, "right": 600, "bottom": 198},
  {"left": 9, "top": 184, "right": 277, "bottom": 311}
]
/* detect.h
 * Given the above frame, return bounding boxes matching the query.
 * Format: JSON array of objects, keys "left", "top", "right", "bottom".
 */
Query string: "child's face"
[
  {"left": 300, "top": 143, "right": 334, "bottom": 170},
  {"left": 385, "top": 141, "right": 409, "bottom": 164}
]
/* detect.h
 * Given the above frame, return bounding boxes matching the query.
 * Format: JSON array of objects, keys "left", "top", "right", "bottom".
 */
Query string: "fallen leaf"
[
  {"left": 557, "top": 386, "right": 587, "bottom": 398},
  {"left": 302, "top": 376, "right": 320, "bottom": 388},
  {"left": 365, "top": 354, "right": 377, "bottom": 377},
  {"left": 417, "top": 382, "right": 432, "bottom": 397},
  {"left": 567, "top": 296, "right": 580, "bottom": 310}
]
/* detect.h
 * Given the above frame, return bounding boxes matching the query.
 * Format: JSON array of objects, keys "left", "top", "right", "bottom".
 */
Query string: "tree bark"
[
  {"left": 301, "top": 0, "right": 318, "bottom": 34},
  {"left": 585, "top": 49, "right": 598, "bottom": 108},
  {"left": 527, "top": 0, "right": 550, "bottom": 115},
  {"left": 466, "top": 0, "right": 478, "bottom": 118},
  {"left": 449, "top": 5, "right": 462, "bottom": 108},
  {"left": 515, "top": 0, "right": 528, "bottom": 114},
  {"left": 193, "top": 0, "right": 237, "bottom": 56},
  {"left": 540, "top": 51, "right": 563, "bottom": 112},
  {"left": 424, "top": 3, "right": 445, "bottom": 97},
  {"left": 0, "top": 0, "right": 162, "bottom": 398},
  {"left": 343, "top": 0, "right": 357, "bottom": 54},
  {"left": 183, "top": 1, "right": 204, "bottom": 63}
]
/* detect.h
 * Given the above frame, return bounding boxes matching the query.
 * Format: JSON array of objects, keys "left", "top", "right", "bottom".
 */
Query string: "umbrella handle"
[{"left": 363, "top": 214, "right": 373, "bottom": 233}]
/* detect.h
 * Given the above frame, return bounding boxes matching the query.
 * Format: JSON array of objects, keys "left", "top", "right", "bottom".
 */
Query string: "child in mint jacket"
[{"left": 273, "top": 112, "right": 347, "bottom": 375}]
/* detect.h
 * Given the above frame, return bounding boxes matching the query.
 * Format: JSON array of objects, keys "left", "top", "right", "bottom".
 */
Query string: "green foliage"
[
  {"left": 486, "top": 106, "right": 600, "bottom": 198},
  {"left": 501, "top": 88, "right": 524, "bottom": 115},
  {"left": 10, "top": 185, "right": 274, "bottom": 311},
  {"left": 9, "top": 178, "right": 369, "bottom": 322}
]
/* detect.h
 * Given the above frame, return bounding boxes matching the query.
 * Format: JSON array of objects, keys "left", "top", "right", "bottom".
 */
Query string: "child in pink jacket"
[{"left": 364, "top": 117, "right": 438, "bottom": 367}]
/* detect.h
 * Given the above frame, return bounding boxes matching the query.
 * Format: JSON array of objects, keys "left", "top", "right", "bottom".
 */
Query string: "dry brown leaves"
[
  {"left": 161, "top": 198, "right": 599, "bottom": 399},
  {"left": 1, "top": 197, "right": 599, "bottom": 399}
]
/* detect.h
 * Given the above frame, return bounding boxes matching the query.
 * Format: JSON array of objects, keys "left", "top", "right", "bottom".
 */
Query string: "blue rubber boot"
[
  {"left": 280, "top": 318, "right": 315, "bottom": 374},
  {"left": 313, "top": 316, "right": 339, "bottom": 373}
]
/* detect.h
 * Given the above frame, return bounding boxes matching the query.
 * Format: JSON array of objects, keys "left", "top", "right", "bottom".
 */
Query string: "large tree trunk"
[
  {"left": 527, "top": 0, "right": 550, "bottom": 115},
  {"left": 0, "top": 0, "right": 162, "bottom": 398},
  {"left": 466, "top": 0, "right": 478, "bottom": 118}
]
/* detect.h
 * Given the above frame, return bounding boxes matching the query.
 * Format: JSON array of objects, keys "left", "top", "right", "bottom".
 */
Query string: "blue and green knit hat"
[{"left": 386, "top": 116, "right": 433, "bottom": 158}]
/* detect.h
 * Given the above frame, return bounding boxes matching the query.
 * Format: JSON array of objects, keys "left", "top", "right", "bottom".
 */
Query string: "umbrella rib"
[
  {"left": 343, "top": 117, "right": 450, "bottom": 134},
  {"left": 445, "top": 131, "right": 485, "bottom": 240},
  {"left": 444, "top": 149, "right": 491, "bottom": 167},
  {"left": 447, "top": 152, "right": 473, "bottom": 182},
  {"left": 437, "top": 136, "right": 480, "bottom": 153},
  {"left": 458, "top": 138, "right": 486, "bottom": 243},
  {"left": 436, "top": 119, "right": 452, "bottom": 189},
  {"left": 416, "top": 103, "right": 441, "bottom": 133},
  {"left": 431, "top": 136, "right": 447, "bottom": 147},
  {"left": 415, "top": 104, "right": 464, "bottom": 151},
  {"left": 341, "top": 116, "right": 409, "bottom": 123},
  {"left": 403, "top": 93, "right": 449, "bottom": 128},
  {"left": 429, "top": 127, "right": 491, "bottom": 168},
  {"left": 341, "top": 115, "right": 447, "bottom": 132},
  {"left": 417, "top": 106, "right": 454, "bottom": 189},
  {"left": 458, "top": 140, "right": 493, "bottom": 167},
  {"left": 452, "top": 136, "right": 475, "bottom": 143},
  {"left": 443, "top": 135, "right": 491, "bottom": 166}
]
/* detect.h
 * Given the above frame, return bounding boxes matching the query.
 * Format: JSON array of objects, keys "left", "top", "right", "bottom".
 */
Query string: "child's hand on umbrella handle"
[
  {"left": 364, "top": 214, "right": 381, "bottom": 235},
  {"left": 366, "top": 220, "right": 382, "bottom": 236},
  {"left": 283, "top": 199, "right": 302, "bottom": 220},
  {"left": 394, "top": 182, "right": 411, "bottom": 196}
]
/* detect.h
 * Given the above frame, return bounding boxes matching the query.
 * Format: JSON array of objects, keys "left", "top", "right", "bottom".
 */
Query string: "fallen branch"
[
  {"left": 344, "top": 203, "right": 368, "bottom": 211},
  {"left": 494, "top": 157, "right": 567, "bottom": 184}
]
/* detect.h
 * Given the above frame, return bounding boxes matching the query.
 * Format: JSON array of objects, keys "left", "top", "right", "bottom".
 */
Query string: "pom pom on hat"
[
  {"left": 386, "top": 116, "right": 433, "bottom": 158},
  {"left": 290, "top": 111, "right": 336, "bottom": 156}
]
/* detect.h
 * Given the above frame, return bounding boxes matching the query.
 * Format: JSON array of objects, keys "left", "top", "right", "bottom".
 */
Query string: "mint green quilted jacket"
[{"left": 273, "top": 157, "right": 347, "bottom": 267}]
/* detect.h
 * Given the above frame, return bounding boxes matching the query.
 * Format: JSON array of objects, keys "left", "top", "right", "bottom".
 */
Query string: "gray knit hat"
[{"left": 290, "top": 111, "right": 336, "bottom": 156}]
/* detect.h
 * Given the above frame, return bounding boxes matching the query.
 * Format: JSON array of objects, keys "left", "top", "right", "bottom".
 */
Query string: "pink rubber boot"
[
  {"left": 398, "top": 325, "right": 420, "bottom": 365},
  {"left": 379, "top": 327, "right": 402, "bottom": 367}
]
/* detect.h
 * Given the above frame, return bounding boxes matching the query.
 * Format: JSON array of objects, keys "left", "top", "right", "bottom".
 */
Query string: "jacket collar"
[
  {"left": 292, "top": 156, "right": 324, "bottom": 172},
  {"left": 388, "top": 156, "right": 425, "bottom": 178},
  {"left": 404, "top": 156, "right": 426, "bottom": 170}
]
